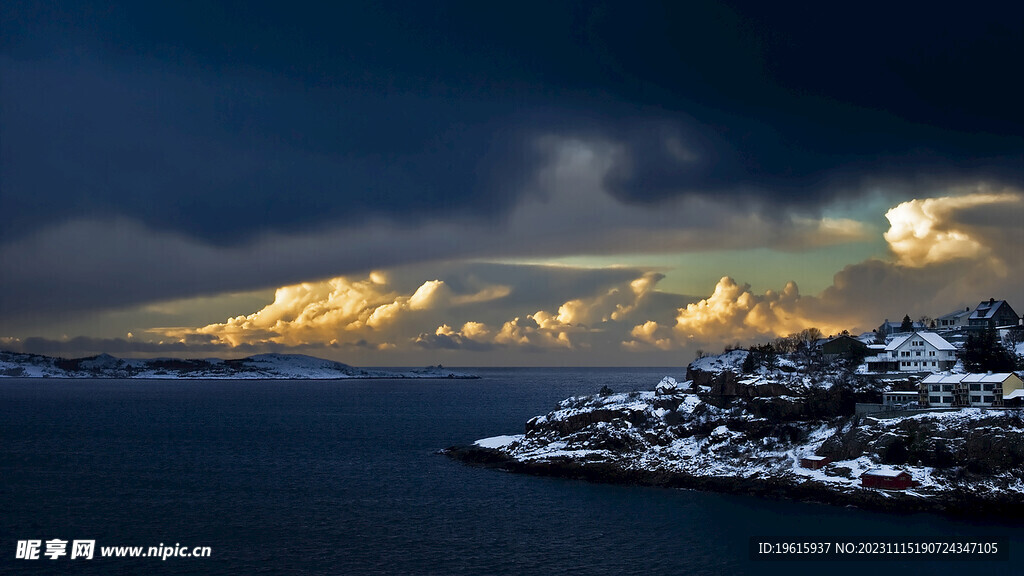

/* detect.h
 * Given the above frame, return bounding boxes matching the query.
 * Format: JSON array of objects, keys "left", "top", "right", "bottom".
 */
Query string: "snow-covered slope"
[{"left": 0, "top": 351, "right": 476, "bottom": 379}]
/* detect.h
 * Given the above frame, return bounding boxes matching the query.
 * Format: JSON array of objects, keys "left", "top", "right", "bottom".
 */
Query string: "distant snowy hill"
[{"left": 0, "top": 351, "right": 476, "bottom": 379}]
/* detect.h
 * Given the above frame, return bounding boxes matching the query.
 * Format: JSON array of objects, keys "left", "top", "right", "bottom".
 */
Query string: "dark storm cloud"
[{"left": 4, "top": 1, "right": 1024, "bottom": 245}]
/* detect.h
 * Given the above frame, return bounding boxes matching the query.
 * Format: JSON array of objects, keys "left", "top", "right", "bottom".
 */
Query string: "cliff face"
[
  {"left": 449, "top": 368, "right": 1024, "bottom": 517},
  {"left": 820, "top": 411, "right": 1024, "bottom": 474}
]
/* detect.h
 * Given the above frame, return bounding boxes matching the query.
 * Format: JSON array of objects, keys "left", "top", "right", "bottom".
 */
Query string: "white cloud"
[
  {"left": 623, "top": 320, "right": 674, "bottom": 351},
  {"left": 672, "top": 277, "right": 846, "bottom": 345},
  {"left": 884, "top": 191, "right": 1021, "bottom": 267},
  {"left": 160, "top": 274, "right": 507, "bottom": 347}
]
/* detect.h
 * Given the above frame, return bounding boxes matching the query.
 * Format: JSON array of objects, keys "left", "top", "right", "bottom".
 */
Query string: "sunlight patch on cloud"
[
  {"left": 673, "top": 277, "right": 842, "bottom": 344},
  {"left": 883, "top": 192, "right": 1021, "bottom": 267},
  {"left": 622, "top": 320, "right": 674, "bottom": 351},
  {"left": 159, "top": 274, "right": 509, "bottom": 347},
  {"left": 416, "top": 272, "right": 666, "bottom": 351}
]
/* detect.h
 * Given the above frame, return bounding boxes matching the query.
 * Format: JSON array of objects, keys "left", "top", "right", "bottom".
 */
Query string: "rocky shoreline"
[{"left": 444, "top": 444, "right": 1024, "bottom": 519}]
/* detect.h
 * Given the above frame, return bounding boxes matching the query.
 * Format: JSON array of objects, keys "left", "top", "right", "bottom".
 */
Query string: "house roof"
[
  {"left": 883, "top": 390, "right": 917, "bottom": 396},
  {"left": 918, "top": 332, "right": 957, "bottom": 350},
  {"left": 1004, "top": 389, "right": 1024, "bottom": 400},
  {"left": 937, "top": 308, "right": 972, "bottom": 321},
  {"left": 862, "top": 469, "right": 909, "bottom": 478},
  {"left": 802, "top": 455, "right": 829, "bottom": 462},
  {"left": 885, "top": 334, "right": 911, "bottom": 351},
  {"left": 885, "top": 331, "right": 955, "bottom": 352},
  {"left": 970, "top": 299, "right": 1014, "bottom": 320},
  {"left": 962, "top": 373, "right": 1016, "bottom": 383},
  {"left": 879, "top": 320, "right": 925, "bottom": 331},
  {"left": 922, "top": 374, "right": 967, "bottom": 384},
  {"left": 922, "top": 373, "right": 1018, "bottom": 384}
]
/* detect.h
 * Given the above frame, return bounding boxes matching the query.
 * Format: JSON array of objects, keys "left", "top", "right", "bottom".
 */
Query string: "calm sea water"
[{"left": 2, "top": 368, "right": 1021, "bottom": 575}]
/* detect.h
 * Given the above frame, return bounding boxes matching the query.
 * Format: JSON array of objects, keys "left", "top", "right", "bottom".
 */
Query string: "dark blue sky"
[{"left": 5, "top": 0, "right": 1023, "bottom": 244}]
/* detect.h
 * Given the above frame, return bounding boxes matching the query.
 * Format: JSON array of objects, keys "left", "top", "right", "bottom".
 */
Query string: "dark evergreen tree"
[
  {"left": 900, "top": 314, "right": 914, "bottom": 333},
  {"left": 741, "top": 350, "right": 757, "bottom": 374},
  {"left": 960, "top": 326, "right": 1017, "bottom": 372}
]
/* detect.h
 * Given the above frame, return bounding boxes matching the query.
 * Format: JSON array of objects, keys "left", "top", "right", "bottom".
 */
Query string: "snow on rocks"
[
  {"left": 470, "top": 371, "right": 1024, "bottom": 514},
  {"left": 474, "top": 435, "right": 523, "bottom": 449}
]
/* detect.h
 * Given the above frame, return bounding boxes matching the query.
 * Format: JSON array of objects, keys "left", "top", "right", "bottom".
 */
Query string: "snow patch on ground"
[{"left": 474, "top": 435, "right": 523, "bottom": 449}]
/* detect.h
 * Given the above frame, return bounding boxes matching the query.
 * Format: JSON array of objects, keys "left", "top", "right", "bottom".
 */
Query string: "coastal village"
[
  {"left": 765, "top": 297, "right": 1024, "bottom": 491},
  {"left": 832, "top": 298, "right": 1023, "bottom": 409},
  {"left": 454, "top": 297, "right": 1024, "bottom": 511}
]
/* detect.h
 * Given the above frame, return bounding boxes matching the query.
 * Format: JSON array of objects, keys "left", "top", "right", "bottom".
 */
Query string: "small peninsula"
[{"left": 447, "top": 347, "right": 1024, "bottom": 518}]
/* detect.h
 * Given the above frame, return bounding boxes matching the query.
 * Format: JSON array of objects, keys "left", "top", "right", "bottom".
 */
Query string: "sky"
[{"left": 2, "top": 1, "right": 1023, "bottom": 366}]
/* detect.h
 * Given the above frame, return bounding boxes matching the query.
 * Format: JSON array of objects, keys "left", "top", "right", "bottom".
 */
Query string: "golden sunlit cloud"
[
  {"left": 673, "top": 277, "right": 844, "bottom": 344},
  {"left": 883, "top": 192, "right": 1021, "bottom": 267},
  {"left": 158, "top": 273, "right": 510, "bottom": 347},
  {"left": 623, "top": 320, "right": 674, "bottom": 351},
  {"left": 419, "top": 272, "right": 666, "bottom": 351}
]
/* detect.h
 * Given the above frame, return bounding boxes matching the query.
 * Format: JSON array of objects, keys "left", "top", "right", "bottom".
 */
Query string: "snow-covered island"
[
  {"left": 0, "top": 351, "right": 477, "bottom": 380},
  {"left": 446, "top": 350, "right": 1024, "bottom": 518}
]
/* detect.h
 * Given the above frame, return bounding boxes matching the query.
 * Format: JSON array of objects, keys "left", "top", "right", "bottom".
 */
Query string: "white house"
[
  {"left": 882, "top": 390, "right": 920, "bottom": 407},
  {"left": 921, "top": 373, "right": 961, "bottom": 406},
  {"left": 922, "top": 373, "right": 1024, "bottom": 407},
  {"left": 935, "top": 307, "right": 972, "bottom": 330},
  {"left": 884, "top": 331, "right": 956, "bottom": 372}
]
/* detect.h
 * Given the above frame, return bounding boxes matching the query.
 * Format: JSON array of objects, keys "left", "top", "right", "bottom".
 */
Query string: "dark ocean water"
[{"left": 1, "top": 368, "right": 1021, "bottom": 575}]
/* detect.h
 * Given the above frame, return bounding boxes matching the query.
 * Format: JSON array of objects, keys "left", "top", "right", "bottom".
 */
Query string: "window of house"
[
  {"left": 970, "top": 384, "right": 981, "bottom": 391},
  {"left": 915, "top": 351, "right": 921, "bottom": 356},
  {"left": 929, "top": 396, "right": 940, "bottom": 403},
  {"left": 983, "top": 395, "right": 995, "bottom": 403},
  {"left": 971, "top": 395, "right": 982, "bottom": 403},
  {"left": 942, "top": 385, "right": 952, "bottom": 392},
  {"left": 931, "top": 385, "right": 940, "bottom": 391},
  {"left": 983, "top": 384, "right": 994, "bottom": 391}
]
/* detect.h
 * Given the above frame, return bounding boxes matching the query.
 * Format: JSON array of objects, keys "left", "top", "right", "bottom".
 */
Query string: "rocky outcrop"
[{"left": 819, "top": 412, "right": 1024, "bottom": 473}]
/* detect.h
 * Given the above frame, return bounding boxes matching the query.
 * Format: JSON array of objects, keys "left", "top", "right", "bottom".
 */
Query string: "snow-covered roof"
[
  {"left": 937, "top": 308, "right": 972, "bottom": 321},
  {"left": 1004, "top": 389, "right": 1024, "bottom": 400},
  {"left": 923, "top": 373, "right": 1020, "bottom": 385},
  {"left": 918, "top": 332, "right": 956, "bottom": 350},
  {"left": 883, "top": 390, "right": 917, "bottom": 396},
  {"left": 970, "top": 299, "right": 1016, "bottom": 320},
  {"left": 802, "top": 455, "right": 829, "bottom": 462},
  {"left": 884, "top": 331, "right": 954, "bottom": 352},
  {"left": 962, "top": 373, "right": 1017, "bottom": 383},
  {"left": 885, "top": 334, "right": 911, "bottom": 351},
  {"left": 878, "top": 320, "right": 925, "bottom": 334},
  {"left": 922, "top": 373, "right": 966, "bottom": 384},
  {"left": 862, "top": 468, "right": 909, "bottom": 478}
]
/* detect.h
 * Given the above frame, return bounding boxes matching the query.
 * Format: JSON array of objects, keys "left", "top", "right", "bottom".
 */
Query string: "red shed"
[
  {"left": 860, "top": 469, "right": 917, "bottom": 490},
  {"left": 800, "top": 455, "right": 832, "bottom": 470}
]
